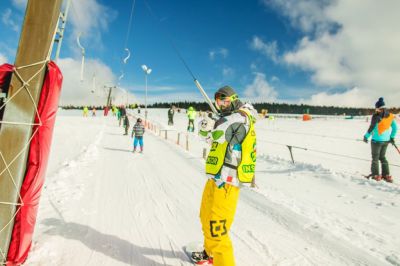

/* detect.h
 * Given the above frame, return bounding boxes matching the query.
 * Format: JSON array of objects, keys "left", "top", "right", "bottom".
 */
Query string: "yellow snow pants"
[{"left": 200, "top": 179, "right": 240, "bottom": 266}]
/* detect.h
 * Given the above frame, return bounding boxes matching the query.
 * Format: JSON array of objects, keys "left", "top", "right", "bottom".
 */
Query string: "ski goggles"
[{"left": 214, "top": 93, "right": 238, "bottom": 108}]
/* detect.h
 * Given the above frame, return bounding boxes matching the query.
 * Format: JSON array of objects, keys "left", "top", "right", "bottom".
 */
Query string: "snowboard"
[{"left": 183, "top": 241, "right": 213, "bottom": 265}]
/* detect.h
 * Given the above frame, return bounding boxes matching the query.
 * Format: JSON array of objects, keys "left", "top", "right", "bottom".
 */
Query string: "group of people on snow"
[{"left": 84, "top": 86, "right": 397, "bottom": 266}]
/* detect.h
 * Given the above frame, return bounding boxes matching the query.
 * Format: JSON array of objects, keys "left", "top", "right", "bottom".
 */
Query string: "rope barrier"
[{"left": 259, "top": 139, "right": 400, "bottom": 167}]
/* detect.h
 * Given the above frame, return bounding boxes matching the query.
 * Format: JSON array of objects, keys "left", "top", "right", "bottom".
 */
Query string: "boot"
[
  {"left": 383, "top": 175, "right": 393, "bottom": 183},
  {"left": 372, "top": 175, "right": 382, "bottom": 181},
  {"left": 196, "top": 258, "right": 213, "bottom": 265},
  {"left": 191, "top": 250, "right": 210, "bottom": 263}
]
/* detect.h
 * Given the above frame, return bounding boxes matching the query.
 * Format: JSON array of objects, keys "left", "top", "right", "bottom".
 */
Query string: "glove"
[
  {"left": 390, "top": 138, "right": 395, "bottom": 144},
  {"left": 199, "top": 118, "right": 214, "bottom": 132},
  {"left": 363, "top": 136, "right": 368, "bottom": 143}
]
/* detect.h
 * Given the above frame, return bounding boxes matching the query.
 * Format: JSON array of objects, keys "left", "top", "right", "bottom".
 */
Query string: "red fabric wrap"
[{"left": 5, "top": 61, "right": 63, "bottom": 265}]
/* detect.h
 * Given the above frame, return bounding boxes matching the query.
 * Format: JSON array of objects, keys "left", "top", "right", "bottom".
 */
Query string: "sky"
[{"left": 0, "top": 0, "right": 400, "bottom": 108}]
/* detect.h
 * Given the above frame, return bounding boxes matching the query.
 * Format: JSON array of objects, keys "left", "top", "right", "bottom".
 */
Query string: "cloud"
[
  {"left": 299, "top": 87, "right": 374, "bottom": 108},
  {"left": 222, "top": 67, "right": 234, "bottom": 78},
  {"left": 2, "top": 9, "right": 19, "bottom": 32},
  {"left": 58, "top": 57, "right": 136, "bottom": 106},
  {"left": 209, "top": 48, "right": 229, "bottom": 60},
  {"left": 271, "top": 76, "right": 279, "bottom": 82},
  {"left": 262, "top": 0, "right": 334, "bottom": 33},
  {"left": 263, "top": 0, "right": 400, "bottom": 107},
  {"left": 250, "top": 36, "right": 278, "bottom": 63},
  {"left": 12, "top": 0, "right": 27, "bottom": 10},
  {"left": 67, "top": 0, "right": 117, "bottom": 55},
  {"left": 0, "top": 53, "right": 8, "bottom": 64},
  {"left": 243, "top": 73, "right": 278, "bottom": 102}
]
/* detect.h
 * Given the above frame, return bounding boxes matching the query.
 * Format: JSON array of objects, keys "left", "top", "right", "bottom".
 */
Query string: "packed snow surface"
[{"left": 25, "top": 109, "right": 400, "bottom": 266}]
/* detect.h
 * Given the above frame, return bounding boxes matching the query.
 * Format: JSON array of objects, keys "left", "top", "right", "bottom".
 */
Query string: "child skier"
[{"left": 131, "top": 118, "right": 145, "bottom": 153}]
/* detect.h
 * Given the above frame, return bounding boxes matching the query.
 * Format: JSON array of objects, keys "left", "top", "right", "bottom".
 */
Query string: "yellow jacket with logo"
[{"left": 203, "top": 103, "right": 257, "bottom": 187}]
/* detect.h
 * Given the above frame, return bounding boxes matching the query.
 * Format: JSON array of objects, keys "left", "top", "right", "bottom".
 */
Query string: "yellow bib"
[{"left": 205, "top": 108, "right": 256, "bottom": 183}]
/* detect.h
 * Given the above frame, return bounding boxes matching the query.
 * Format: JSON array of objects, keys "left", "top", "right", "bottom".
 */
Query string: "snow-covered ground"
[{"left": 24, "top": 108, "right": 400, "bottom": 266}]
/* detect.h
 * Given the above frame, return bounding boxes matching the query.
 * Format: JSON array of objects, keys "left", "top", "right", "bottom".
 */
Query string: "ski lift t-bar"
[{"left": 193, "top": 79, "right": 219, "bottom": 115}]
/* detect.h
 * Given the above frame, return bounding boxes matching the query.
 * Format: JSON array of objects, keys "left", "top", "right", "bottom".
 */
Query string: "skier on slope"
[
  {"left": 187, "top": 106, "right": 197, "bottom": 132},
  {"left": 168, "top": 105, "right": 175, "bottom": 126},
  {"left": 131, "top": 118, "right": 145, "bottom": 153},
  {"left": 193, "top": 86, "right": 257, "bottom": 266},
  {"left": 363, "top": 97, "right": 397, "bottom": 182}
]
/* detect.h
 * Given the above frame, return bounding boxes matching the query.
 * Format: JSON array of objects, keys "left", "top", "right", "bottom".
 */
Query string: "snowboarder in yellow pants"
[
  {"left": 192, "top": 85, "right": 257, "bottom": 266},
  {"left": 200, "top": 179, "right": 239, "bottom": 266}
]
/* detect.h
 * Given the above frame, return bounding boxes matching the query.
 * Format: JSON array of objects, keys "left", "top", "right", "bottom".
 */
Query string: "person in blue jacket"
[{"left": 364, "top": 97, "right": 397, "bottom": 182}]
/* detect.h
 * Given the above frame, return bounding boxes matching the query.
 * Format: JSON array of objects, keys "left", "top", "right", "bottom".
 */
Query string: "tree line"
[{"left": 60, "top": 102, "right": 400, "bottom": 116}]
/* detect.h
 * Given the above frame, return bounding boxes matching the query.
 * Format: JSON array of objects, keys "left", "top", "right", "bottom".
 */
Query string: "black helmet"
[
  {"left": 214, "top": 85, "right": 242, "bottom": 115},
  {"left": 137, "top": 118, "right": 142, "bottom": 122}
]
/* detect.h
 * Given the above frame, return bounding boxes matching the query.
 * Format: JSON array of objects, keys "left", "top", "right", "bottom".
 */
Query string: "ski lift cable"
[
  {"left": 142, "top": 0, "right": 218, "bottom": 114},
  {"left": 76, "top": 32, "right": 85, "bottom": 82},
  {"left": 124, "top": 0, "right": 137, "bottom": 49},
  {"left": 118, "top": 0, "right": 136, "bottom": 90}
]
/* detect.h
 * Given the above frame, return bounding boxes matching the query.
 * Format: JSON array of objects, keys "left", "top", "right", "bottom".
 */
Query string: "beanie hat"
[
  {"left": 214, "top": 86, "right": 237, "bottom": 99},
  {"left": 214, "top": 85, "right": 243, "bottom": 115},
  {"left": 375, "top": 97, "right": 385, "bottom": 109}
]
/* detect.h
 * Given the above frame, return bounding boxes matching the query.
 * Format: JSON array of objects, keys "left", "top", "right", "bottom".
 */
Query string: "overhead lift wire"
[{"left": 142, "top": 0, "right": 218, "bottom": 114}]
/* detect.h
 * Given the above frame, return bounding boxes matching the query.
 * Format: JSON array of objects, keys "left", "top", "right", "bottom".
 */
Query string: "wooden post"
[
  {"left": 164, "top": 130, "right": 167, "bottom": 140},
  {"left": 202, "top": 148, "right": 207, "bottom": 159},
  {"left": 0, "top": 0, "right": 62, "bottom": 261},
  {"left": 251, "top": 176, "right": 256, "bottom": 188},
  {"left": 186, "top": 134, "right": 189, "bottom": 151},
  {"left": 177, "top": 132, "right": 180, "bottom": 145}
]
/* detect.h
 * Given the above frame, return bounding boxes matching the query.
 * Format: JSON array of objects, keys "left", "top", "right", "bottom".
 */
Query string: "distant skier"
[
  {"left": 168, "top": 105, "right": 175, "bottom": 126},
  {"left": 193, "top": 86, "right": 257, "bottom": 265},
  {"left": 123, "top": 115, "right": 130, "bottom": 135},
  {"left": 187, "top": 106, "right": 196, "bottom": 132},
  {"left": 363, "top": 97, "right": 397, "bottom": 182},
  {"left": 131, "top": 118, "right": 145, "bottom": 153},
  {"left": 119, "top": 105, "right": 127, "bottom": 127},
  {"left": 83, "top": 106, "right": 89, "bottom": 117},
  {"left": 91, "top": 107, "right": 96, "bottom": 117}
]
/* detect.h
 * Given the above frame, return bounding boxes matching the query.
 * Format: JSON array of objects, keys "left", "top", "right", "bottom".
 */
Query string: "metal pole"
[
  {"left": 145, "top": 74, "right": 148, "bottom": 122},
  {"left": 54, "top": 0, "right": 72, "bottom": 62},
  {"left": 194, "top": 79, "right": 218, "bottom": 114}
]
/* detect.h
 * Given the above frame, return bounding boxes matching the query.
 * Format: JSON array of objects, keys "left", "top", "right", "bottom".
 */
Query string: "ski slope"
[{"left": 25, "top": 109, "right": 400, "bottom": 266}]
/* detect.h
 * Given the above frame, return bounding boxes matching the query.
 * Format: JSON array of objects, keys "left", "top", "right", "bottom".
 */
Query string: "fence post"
[
  {"left": 251, "top": 176, "right": 256, "bottom": 188},
  {"left": 177, "top": 132, "right": 180, "bottom": 145},
  {"left": 186, "top": 134, "right": 189, "bottom": 151},
  {"left": 165, "top": 130, "right": 167, "bottom": 140},
  {"left": 203, "top": 148, "right": 207, "bottom": 159}
]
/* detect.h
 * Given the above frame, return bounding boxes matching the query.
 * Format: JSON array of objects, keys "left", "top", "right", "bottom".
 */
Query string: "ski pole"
[{"left": 392, "top": 142, "right": 400, "bottom": 155}]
